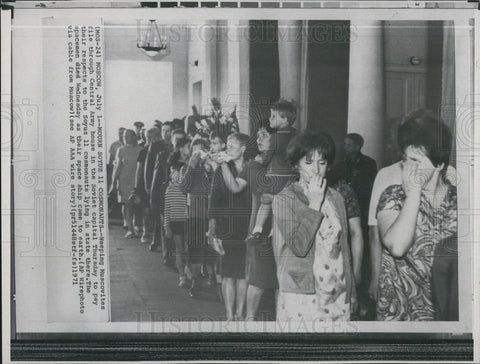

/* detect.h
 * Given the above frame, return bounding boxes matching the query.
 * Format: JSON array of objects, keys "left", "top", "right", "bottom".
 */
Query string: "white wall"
[
  {"left": 104, "top": 61, "right": 173, "bottom": 144},
  {"left": 104, "top": 22, "right": 189, "bottom": 142},
  {"left": 187, "top": 20, "right": 250, "bottom": 133}
]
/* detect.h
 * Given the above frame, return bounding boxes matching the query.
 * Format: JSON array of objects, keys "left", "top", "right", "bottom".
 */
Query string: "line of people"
[{"left": 107, "top": 101, "right": 458, "bottom": 322}]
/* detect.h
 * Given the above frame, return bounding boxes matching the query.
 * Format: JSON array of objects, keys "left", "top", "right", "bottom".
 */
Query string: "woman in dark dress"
[
  {"left": 179, "top": 138, "right": 216, "bottom": 298},
  {"left": 208, "top": 133, "right": 251, "bottom": 321}
]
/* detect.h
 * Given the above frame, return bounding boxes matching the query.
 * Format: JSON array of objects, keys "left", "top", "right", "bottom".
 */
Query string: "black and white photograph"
[{"left": 1, "top": 2, "right": 479, "bottom": 362}]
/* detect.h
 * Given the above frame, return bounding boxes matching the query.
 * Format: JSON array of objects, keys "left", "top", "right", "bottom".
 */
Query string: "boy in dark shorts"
[{"left": 246, "top": 99, "right": 298, "bottom": 241}]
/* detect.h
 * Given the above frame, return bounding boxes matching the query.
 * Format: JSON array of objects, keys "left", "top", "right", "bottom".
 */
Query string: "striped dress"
[{"left": 164, "top": 167, "right": 188, "bottom": 228}]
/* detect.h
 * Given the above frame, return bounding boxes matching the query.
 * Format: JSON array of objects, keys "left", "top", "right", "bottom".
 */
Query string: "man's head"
[
  {"left": 171, "top": 129, "right": 187, "bottom": 149},
  {"left": 269, "top": 99, "right": 296, "bottom": 129},
  {"left": 172, "top": 118, "right": 184, "bottom": 132},
  {"left": 134, "top": 121, "right": 145, "bottom": 137},
  {"left": 118, "top": 127, "right": 126, "bottom": 142},
  {"left": 146, "top": 127, "right": 161, "bottom": 145},
  {"left": 344, "top": 133, "right": 364, "bottom": 158},
  {"left": 123, "top": 129, "right": 138, "bottom": 146},
  {"left": 161, "top": 121, "right": 173, "bottom": 143}
]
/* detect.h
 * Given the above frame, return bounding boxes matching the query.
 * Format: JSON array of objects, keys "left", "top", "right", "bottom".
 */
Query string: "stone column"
[
  {"left": 347, "top": 20, "right": 384, "bottom": 167},
  {"left": 227, "top": 19, "right": 250, "bottom": 134},
  {"left": 278, "top": 20, "right": 304, "bottom": 129}
]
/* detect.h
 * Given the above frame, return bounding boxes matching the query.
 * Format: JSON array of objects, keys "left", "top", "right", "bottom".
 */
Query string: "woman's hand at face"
[
  {"left": 189, "top": 151, "right": 202, "bottom": 168},
  {"left": 254, "top": 154, "right": 266, "bottom": 164},
  {"left": 402, "top": 157, "right": 435, "bottom": 197},
  {"left": 216, "top": 151, "right": 233, "bottom": 164},
  {"left": 401, "top": 160, "right": 422, "bottom": 197},
  {"left": 402, "top": 147, "right": 439, "bottom": 197},
  {"left": 305, "top": 174, "right": 327, "bottom": 211}
]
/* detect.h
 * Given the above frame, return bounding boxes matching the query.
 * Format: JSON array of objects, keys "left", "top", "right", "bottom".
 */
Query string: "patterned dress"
[
  {"left": 332, "top": 181, "right": 361, "bottom": 221},
  {"left": 276, "top": 194, "right": 350, "bottom": 321},
  {"left": 376, "top": 183, "right": 457, "bottom": 321}
]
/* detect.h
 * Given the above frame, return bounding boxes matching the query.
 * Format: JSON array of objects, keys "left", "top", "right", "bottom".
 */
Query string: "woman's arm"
[
  {"left": 348, "top": 216, "right": 363, "bottom": 285},
  {"left": 134, "top": 160, "right": 143, "bottom": 190},
  {"left": 368, "top": 225, "right": 382, "bottom": 301},
  {"left": 221, "top": 162, "right": 247, "bottom": 193},
  {"left": 109, "top": 149, "right": 122, "bottom": 193},
  {"left": 272, "top": 193, "right": 324, "bottom": 257},
  {"left": 208, "top": 218, "right": 216, "bottom": 237},
  {"left": 178, "top": 165, "right": 193, "bottom": 194},
  {"left": 377, "top": 190, "right": 420, "bottom": 258}
]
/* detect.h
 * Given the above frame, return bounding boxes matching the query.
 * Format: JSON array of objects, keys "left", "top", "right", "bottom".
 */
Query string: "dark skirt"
[
  {"left": 187, "top": 217, "right": 215, "bottom": 265},
  {"left": 170, "top": 220, "right": 186, "bottom": 235},
  {"left": 216, "top": 216, "right": 249, "bottom": 279},
  {"left": 220, "top": 240, "right": 246, "bottom": 279},
  {"left": 246, "top": 237, "right": 278, "bottom": 289}
]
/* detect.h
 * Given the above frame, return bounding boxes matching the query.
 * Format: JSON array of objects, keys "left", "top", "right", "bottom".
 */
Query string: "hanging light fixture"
[{"left": 137, "top": 19, "right": 169, "bottom": 57}]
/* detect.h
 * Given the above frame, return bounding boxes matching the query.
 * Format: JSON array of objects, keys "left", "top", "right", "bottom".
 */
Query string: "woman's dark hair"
[
  {"left": 192, "top": 138, "right": 210, "bottom": 151},
  {"left": 172, "top": 128, "right": 187, "bottom": 138},
  {"left": 172, "top": 118, "right": 185, "bottom": 131},
  {"left": 286, "top": 130, "right": 336, "bottom": 167},
  {"left": 162, "top": 121, "right": 174, "bottom": 129},
  {"left": 210, "top": 131, "right": 226, "bottom": 144},
  {"left": 168, "top": 138, "right": 190, "bottom": 170},
  {"left": 228, "top": 133, "right": 250, "bottom": 148},
  {"left": 397, "top": 109, "right": 452, "bottom": 170}
]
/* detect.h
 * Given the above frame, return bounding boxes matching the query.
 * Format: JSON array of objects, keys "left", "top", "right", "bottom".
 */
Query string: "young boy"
[
  {"left": 205, "top": 131, "right": 227, "bottom": 173},
  {"left": 247, "top": 98, "right": 298, "bottom": 241}
]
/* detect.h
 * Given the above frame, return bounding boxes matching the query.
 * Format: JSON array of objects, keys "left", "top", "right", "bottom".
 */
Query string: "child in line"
[
  {"left": 246, "top": 99, "right": 298, "bottom": 242},
  {"left": 179, "top": 138, "right": 216, "bottom": 298},
  {"left": 164, "top": 138, "right": 191, "bottom": 288}
]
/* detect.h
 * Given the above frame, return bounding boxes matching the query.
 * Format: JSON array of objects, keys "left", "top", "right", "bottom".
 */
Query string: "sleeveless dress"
[
  {"left": 116, "top": 144, "right": 142, "bottom": 203},
  {"left": 376, "top": 183, "right": 457, "bottom": 321}
]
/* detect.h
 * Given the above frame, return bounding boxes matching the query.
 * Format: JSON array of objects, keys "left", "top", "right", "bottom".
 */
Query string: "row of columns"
[
  {"left": 277, "top": 20, "right": 384, "bottom": 167},
  {"left": 203, "top": 20, "right": 385, "bottom": 166}
]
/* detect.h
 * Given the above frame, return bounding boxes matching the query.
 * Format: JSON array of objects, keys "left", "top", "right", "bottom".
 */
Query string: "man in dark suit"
[
  {"left": 338, "top": 133, "right": 377, "bottom": 229},
  {"left": 333, "top": 133, "right": 377, "bottom": 319}
]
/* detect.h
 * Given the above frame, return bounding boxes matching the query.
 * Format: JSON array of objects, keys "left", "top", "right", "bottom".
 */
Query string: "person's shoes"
[
  {"left": 163, "top": 257, "right": 174, "bottom": 267},
  {"left": 149, "top": 243, "right": 158, "bottom": 252},
  {"left": 206, "top": 274, "right": 215, "bottom": 287},
  {"left": 140, "top": 236, "right": 151, "bottom": 244},
  {"left": 234, "top": 314, "right": 245, "bottom": 321},
  {"left": 122, "top": 225, "right": 129, "bottom": 231},
  {"left": 178, "top": 276, "right": 188, "bottom": 288},
  {"left": 245, "top": 232, "right": 264, "bottom": 245},
  {"left": 124, "top": 231, "right": 137, "bottom": 239},
  {"left": 189, "top": 278, "right": 201, "bottom": 298},
  {"left": 200, "top": 265, "right": 207, "bottom": 278},
  {"left": 216, "top": 284, "right": 224, "bottom": 303},
  {"left": 134, "top": 226, "right": 143, "bottom": 235}
]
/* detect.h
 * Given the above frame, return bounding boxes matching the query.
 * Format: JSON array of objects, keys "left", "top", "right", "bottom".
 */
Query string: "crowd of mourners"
[{"left": 107, "top": 98, "right": 458, "bottom": 322}]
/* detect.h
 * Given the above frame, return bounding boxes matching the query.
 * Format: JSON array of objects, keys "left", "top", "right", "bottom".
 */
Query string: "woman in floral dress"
[
  {"left": 376, "top": 110, "right": 457, "bottom": 321},
  {"left": 272, "top": 131, "right": 357, "bottom": 321}
]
